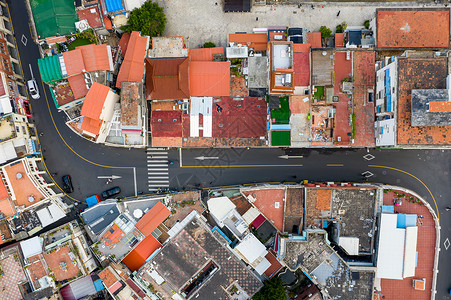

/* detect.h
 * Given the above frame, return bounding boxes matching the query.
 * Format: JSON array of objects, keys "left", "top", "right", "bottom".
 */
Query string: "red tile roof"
[
  {"left": 135, "top": 201, "right": 170, "bottom": 237},
  {"left": 264, "top": 251, "right": 282, "bottom": 278},
  {"left": 46, "top": 36, "right": 67, "bottom": 45},
  {"left": 429, "top": 101, "right": 451, "bottom": 112},
  {"left": 189, "top": 47, "right": 224, "bottom": 61},
  {"left": 335, "top": 33, "right": 344, "bottom": 48},
  {"left": 189, "top": 61, "right": 230, "bottom": 96},
  {"left": 77, "top": 44, "right": 112, "bottom": 72},
  {"left": 62, "top": 49, "right": 85, "bottom": 76},
  {"left": 145, "top": 57, "right": 190, "bottom": 100},
  {"left": 307, "top": 32, "right": 322, "bottom": 48},
  {"left": 377, "top": 9, "right": 450, "bottom": 48},
  {"left": 118, "top": 33, "right": 130, "bottom": 56},
  {"left": 293, "top": 52, "right": 310, "bottom": 86},
  {"left": 80, "top": 82, "right": 110, "bottom": 119},
  {"left": 77, "top": 6, "right": 103, "bottom": 28},
  {"left": 104, "top": 16, "right": 113, "bottom": 30},
  {"left": 228, "top": 33, "right": 268, "bottom": 51},
  {"left": 116, "top": 31, "right": 147, "bottom": 88},
  {"left": 293, "top": 43, "right": 311, "bottom": 53},
  {"left": 122, "top": 235, "right": 162, "bottom": 272},
  {"left": 315, "top": 189, "right": 331, "bottom": 210},
  {"left": 0, "top": 178, "right": 8, "bottom": 201},
  {"left": 67, "top": 74, "right": 89, "bottom": 99},
  {"left": 151, "top": 110, "right": 182, "bottom": 137},
  {"left": 99, "top": 268, "right": 117, "bottom": 288}
]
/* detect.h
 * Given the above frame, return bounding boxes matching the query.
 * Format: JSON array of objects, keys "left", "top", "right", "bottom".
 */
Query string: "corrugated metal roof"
[
  {"left": 189, "top": 61, "right": 231, "bottom": 96},
  {"left": 38, "top": 55, "right": 63, "bottom": 83},
  {"left": 104, "top": 0, "right": 124, "bottom": 13},
  {"left": 116, "top": 31, "right": 147, "bottom": 88}
]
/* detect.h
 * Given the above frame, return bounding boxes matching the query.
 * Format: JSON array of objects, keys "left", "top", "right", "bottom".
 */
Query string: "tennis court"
[{"left": 30, "top": 0, "right": 78, "bottom": 39}]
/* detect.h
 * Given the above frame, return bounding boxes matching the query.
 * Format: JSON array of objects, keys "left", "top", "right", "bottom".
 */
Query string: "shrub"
[
  {"left": 336, "top": 24, "right": 343, "bottom": 34},
  {"left": 319, "top": 26, "right": 332, "bottom": 39},
  {"left": 203, "top": 42, "right": 216, "bottom": 48},
  {"left": 364, "top": 20, "right": 370, "bottom": 29}
]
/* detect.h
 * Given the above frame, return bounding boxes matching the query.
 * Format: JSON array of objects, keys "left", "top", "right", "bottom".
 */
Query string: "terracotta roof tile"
[
  {"left": 228, "top": 33, "right": 268, "bottom": 51},
  {"left": 151, "top": 136, "right": 183, "bottom": 147},
  {"left": 80, "top": 82, "right": 110, "bottom": 119},
  {"left": 293, "top": 52, "right": 310, "bottom": 86},
  {"left": 146, "top": 57, "right": 190, "bottom": 100},
  {"left": 122, "top": 235, "right": 162, "bottom": 272},
  {"left": 46, "top": 36, "right": 67, "bottom": 44},
  {"left": 307, "top": 32, "right": 322, "bottom": 48},
  {"left": 429, "top": 101, "right": 451, "bottom": 112},
  {"left": 315, "top": 189, "right": 331, "bottom": 210},
  {"left": 77, "top": 44, "right": 112, "bottom": 72},
  {"left": 118, "top": 33, "right": 130, "bottom": 56},
  {"left": 77, "top": 6, "right": 103, "bottom": 28},
  {"left": 189, "top": 61, "right": 231, "bottom": 96},
  {"left": 293, "top": 43, "right": 311, "bottom": 53},
  {"left": 189, "top": 47, "right": 224, "bottom": 61},
  {"left": 377, "top": 9, "right": 450, "bottom": 48},
  {"left": 99, "top": 268, "right": 118, "bottom": 288},
  {"left": 67, "top": 74, "right": 89, "bottom": 99},
  {"left": 116, "top": 31, "right": 147, "bottom": 88},
  {"left": 135, "top": 201, "right": 171, "bottom": 236},
  {"left": 81, "top": 116, "right": 102, "bottom": 135},
  {"left": 104, "top": 16, "right": 113, "bottom": 30},
  {"left": 151, "top": 110, "right": 182, "bottom": 137},
  {"left": 62, "top": 49, "right": 85, "bottom": 76},
  {"left": 335, "top": 33, "right": 344, "bottom": 48}
]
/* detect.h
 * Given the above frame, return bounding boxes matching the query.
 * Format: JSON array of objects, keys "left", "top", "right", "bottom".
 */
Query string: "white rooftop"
[
  {"left": 207, "top": 196, "right": 236, "bottom": 222},
  {"left": 234, "top": 233, "right": 267, "bottom": 264},
  {"left": 20, "top": 236, "right": 43, "bottom": 259}
]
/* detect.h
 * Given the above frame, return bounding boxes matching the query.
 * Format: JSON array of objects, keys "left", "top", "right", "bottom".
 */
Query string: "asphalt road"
[{"left": 7, "top": 0, "right": 451, "bottom": 298}]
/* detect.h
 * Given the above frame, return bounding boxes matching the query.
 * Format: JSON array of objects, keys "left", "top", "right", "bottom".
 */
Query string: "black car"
[
  {"left": 101, "top": 186, "right": 121, "bottom": 199},
  {"left": 62, "top": 175, "right": 74, "bottom": 193}
]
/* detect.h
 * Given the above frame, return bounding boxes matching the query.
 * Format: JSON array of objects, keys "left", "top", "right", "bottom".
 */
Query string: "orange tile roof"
[
  {"left": 146, "top": 57, "right": 190, "bottom": 100},
  {"left": 99, "top": 268, "right": 118, "bottom": 288},
  {"left": 67, "top": 74, "right": 89, "bottom": 99},
  {"left": 122, "top": 235, "right": 161, "bottom": 272},
  {"left": 118, "top": 33, "right": 130, "bottom": 56},
  {"left": 189, "top": 61, "right": 230, "bottom": 96},
  {"left": 228, "top": 33, "right": 268, "bottom": 51},
  {"left": 80, "top": 82, "right": 110, "bottom": 119},
  {"left": 46, "top": 36, "right": 67, "bottom": 45},
  {"left": 63, "top": 49, "right": 85, "bottom": 76},
  {"left": 77, "top": 44, "right": 112, "bottom": 72},
  {"left": 377, "top": 9, "right": 450, "bottom": 48},
  {"left": 189, "top": 47, "right": 224, "bottom": 61},
  {"left": 116, "top": 31, "right": 147, "bottom": 88},
  {"left": 429, "top": 101, "right": 451, "bottom": 112},
  {"left": 307, "top": 32, "right": 322, "bottom": 48},
  {"left": 135, "top": 201, "right": 170, "bottom": 236},
  {"left": 81, "top": 116, "right": 102, "bottom": 135},
  {"left": 293, "top": 43, "right": 311, "bottom": 53},
  {"left": 0, "top": 178, "right": 8, "bottom": 201},
  {"left": 101, "top": 225, "right": 125, "bottom": 247},
  {"left": 315, "top": 189, "right": 331, "bottom": 210},
  {"left": 104, "top": 16, "right": 113, "bottom": 30},
  {"left": 0, "top": 198, "right": 15, "bottom": 218},
  {"left": 335, "top": 33, "right": 344, "bottom": 48}
]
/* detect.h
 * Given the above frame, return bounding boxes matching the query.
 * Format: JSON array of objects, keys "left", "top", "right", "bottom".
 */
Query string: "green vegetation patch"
[
  {"left": 271, "top": 96, "right": 290, "bottom": 124},
  {"left": 271, "top": 131, "right": 291, "bottom": 146}
]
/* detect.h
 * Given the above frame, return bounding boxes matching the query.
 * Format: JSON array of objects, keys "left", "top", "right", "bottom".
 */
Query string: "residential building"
[
  {"left": 269, "top": 41, "right": 294, "bottom": 94},
  {"left": 99, "top": 266, "right": 148, "bottom": 299},
  {"left": 80, "top": 82, "right": 119, "bottom": 143},
  {"left": 148, "top": 36, "right": 188, "bottom": 58}
]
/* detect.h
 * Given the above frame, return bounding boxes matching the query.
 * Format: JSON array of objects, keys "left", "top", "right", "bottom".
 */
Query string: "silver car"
[{"left": 27, "top": 79, "right": 40, "bottom": 99}]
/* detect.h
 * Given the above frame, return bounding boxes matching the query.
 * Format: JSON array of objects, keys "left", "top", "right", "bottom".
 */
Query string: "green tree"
[
  {"left": 122, "top": 1, "right": 166, "bottom": 37},
  {"left": 319, "top": 26, "right": 332, "bottom": 39},
  {"left": 253, "top": 277, "right": 286, "bottom": 300},
  {"left": 203, "top": 42, "right": 216, "bottom": 48}
]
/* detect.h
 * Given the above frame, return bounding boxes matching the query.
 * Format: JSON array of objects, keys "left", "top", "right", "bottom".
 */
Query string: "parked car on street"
[
  {"left": 62, "top": 175, "right": 74, "bottom": 193},
  {"left": 27, "top": 79, "right": 40, "bottom": 99},
  {"left": 101, "top": 186, "right": 121, "bottom": 199}
]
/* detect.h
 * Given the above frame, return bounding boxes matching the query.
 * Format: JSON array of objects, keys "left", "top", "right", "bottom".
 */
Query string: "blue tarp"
[
  {"left": 381, "top": 205, "right": 395, "bottom": 213},
  {"left": 93, "top": 279, "right": 104, "bottom": 292},
  {"left": 397, "top": 214, "right": 417, "bottom": 228},
  {"left": 105, "top": 0, "right": 124, "bottom": 13},
  {"left": 385, "top": 69, "right": 391, "bottom": 112},
  {"left": 86, "top": 195, "right": 100, "bottom": 207}
]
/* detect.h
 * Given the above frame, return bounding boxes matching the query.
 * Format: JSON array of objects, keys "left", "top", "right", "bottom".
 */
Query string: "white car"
[{"left": 27, "top": 79, "right": 40, "bottom": 99}]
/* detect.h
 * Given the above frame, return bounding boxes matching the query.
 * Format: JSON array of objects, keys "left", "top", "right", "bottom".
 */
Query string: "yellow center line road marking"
[
  {"left": 181, "top": 164, "right": 303, "bottom": 168},
  {"left": 326, "top": 164, "right": 344, "bottom": 167},
  {"left": 368, "top": 164, "right": 440, "bottom": 224}
]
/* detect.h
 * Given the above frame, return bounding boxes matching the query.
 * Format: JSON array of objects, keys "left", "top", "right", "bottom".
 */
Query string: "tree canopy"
[
  {"left": 253, "top": 277, "right": 286, "bottom": 300},
  {"left": 203, "top": 42, "right": 216, "bottom": 48},
  {"left": 319, "top": 26, "right": 332, "bottom": 39},
  {"left": 122, "top": 1, "right": 166, "bottom": 37}
]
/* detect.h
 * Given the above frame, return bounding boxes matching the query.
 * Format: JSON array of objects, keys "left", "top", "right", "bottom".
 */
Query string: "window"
[{"left": 15, "top": 126, "right": 19, "bottom": 133}]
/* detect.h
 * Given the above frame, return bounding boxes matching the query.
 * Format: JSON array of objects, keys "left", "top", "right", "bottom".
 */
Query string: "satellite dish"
[{"left": 133, "top": 209, "right": 143, "bottom": 219}]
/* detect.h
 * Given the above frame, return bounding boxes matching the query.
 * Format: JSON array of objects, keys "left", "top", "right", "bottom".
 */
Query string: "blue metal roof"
[
  {"left": 105, "top": 0, "right": 124, "bottom": 13},
  {"left": 94, "top": 279, "right": 105, "bottom": 292}
]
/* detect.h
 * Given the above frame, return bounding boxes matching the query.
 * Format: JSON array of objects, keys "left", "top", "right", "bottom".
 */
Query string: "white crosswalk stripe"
[{"left": 146, "top": 148, "right": 170, "bottom": 192}]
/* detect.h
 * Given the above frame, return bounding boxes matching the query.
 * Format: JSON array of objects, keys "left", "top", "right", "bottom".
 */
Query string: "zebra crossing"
[{"left": 147, "top": 148, "right": 169, "bottom": 192}]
